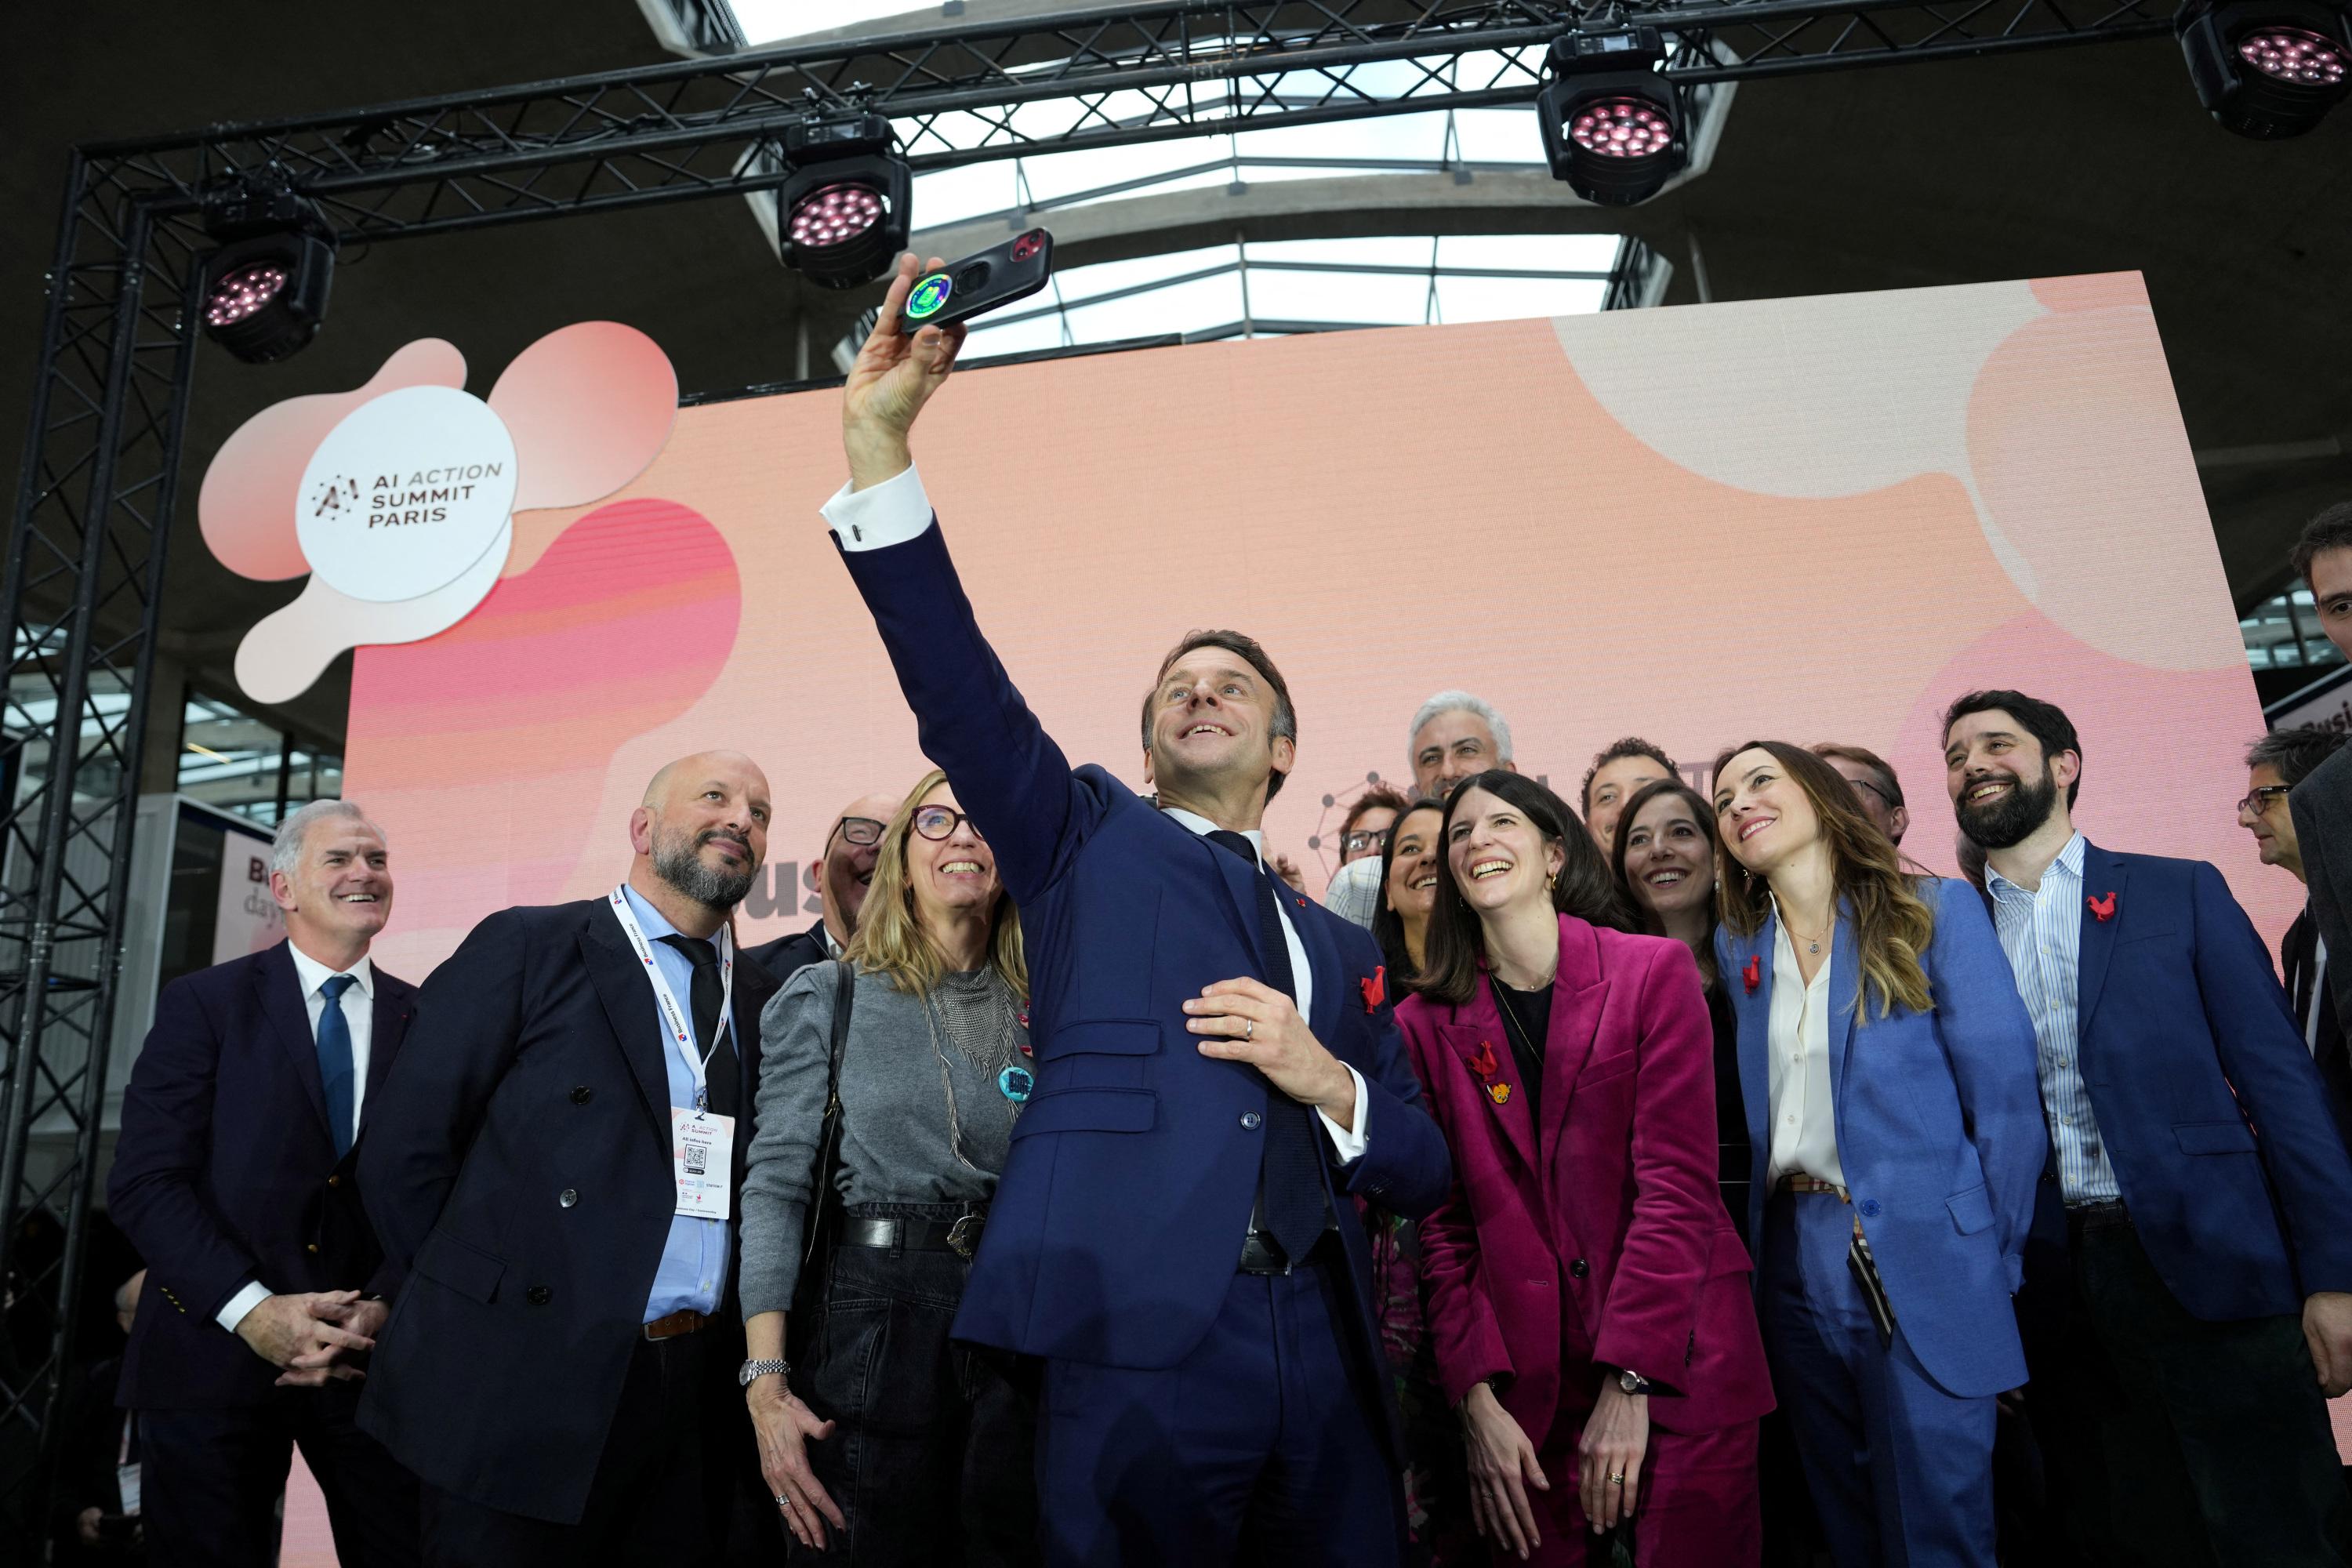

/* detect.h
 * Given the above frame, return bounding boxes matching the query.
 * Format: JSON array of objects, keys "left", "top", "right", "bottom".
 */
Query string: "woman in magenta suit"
[{"left": 1398, "top": 770, "right": 1773, "bottom": 1566}]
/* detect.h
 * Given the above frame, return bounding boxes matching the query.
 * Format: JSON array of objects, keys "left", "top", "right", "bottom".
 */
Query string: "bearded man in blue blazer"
[
  {"left": 762, "top": 254, "right": 1452, "bottom": 1568},
  {"left": 1944, "top": 688, "right": 2352, "bottom": 1567}
]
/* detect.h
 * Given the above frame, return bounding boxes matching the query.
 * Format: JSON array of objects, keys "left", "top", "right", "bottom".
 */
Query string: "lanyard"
[{"left": 608, "top": 886, "right": 734, "bottom": 1110}]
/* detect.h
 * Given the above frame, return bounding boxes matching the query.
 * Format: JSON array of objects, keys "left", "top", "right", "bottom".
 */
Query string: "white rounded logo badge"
[{"left": 296, "top": 384, "right": 517, "bottom": 603}]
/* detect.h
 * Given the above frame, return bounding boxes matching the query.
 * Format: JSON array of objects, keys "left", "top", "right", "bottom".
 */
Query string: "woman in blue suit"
[{"left": 1710, "top": 740, "right": 2043, "bottom": 1568}]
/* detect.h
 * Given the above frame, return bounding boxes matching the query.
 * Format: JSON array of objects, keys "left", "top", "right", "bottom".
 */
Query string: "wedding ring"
[
  {"left": 1245, "top": 1018, "right": 1254, "bottom": 1041},
  {"left": 1608, "top": 1472, "right": 1624, "bottom": 1485}
]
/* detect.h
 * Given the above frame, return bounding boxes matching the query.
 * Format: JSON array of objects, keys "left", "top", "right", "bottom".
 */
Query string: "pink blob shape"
[
  {"left": 488, "top": 322, "right": 677, "bottom": 515},
  {"left": 343, "top": 497, "right": 740, "bottom": 966},
  {"left": 1967, "top": 304, "right": 2239, "bottom": 671},
  {"left": 2029, "top": 273, "right": 2147, "bottom": 314},
  {"left": 198, "top": 339, "right": 466, "bottom": 581}
]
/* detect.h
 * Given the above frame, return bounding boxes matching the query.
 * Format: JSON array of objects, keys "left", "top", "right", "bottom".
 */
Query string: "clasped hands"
[
  {"left": 1183, "top": 978, "right": 1356, "bottom": 1127},
  {"left": 235, "top": 1288, "right": 387, "bottom": 1386}
]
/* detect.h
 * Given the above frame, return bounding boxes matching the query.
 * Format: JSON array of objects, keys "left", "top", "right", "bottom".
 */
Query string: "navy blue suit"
[
  {"left": 356, "top": 898, "right": 776, "bottom": 1533},
  {"left": 107, "top": 939, "right": 420, "bottom": 1566},
  {"left": 837, "top": 517, "right": 1452, "bottom": 1564},
  {"left": 1719, "top": 880, "right": 2045, "bottom": 1568},
  {"left": 2016, "top": 845, "right": 2352, "bottom": 1565}
]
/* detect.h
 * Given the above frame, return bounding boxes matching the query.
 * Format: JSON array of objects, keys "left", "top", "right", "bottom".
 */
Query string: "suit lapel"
[
  {"left": 1290, "top": 885, "right": 1342, "bottom": 1045},
  {"left": 1440, "top": 1000, "right": 1538, "bottom": 1174},
  {"left": 580, "top": 909, "right": 674, "bottom": 1148},
  {"left": 358, "top": 978, "right": 412, "bottom": 1136},
  {"left": 1539, "top": 917, "right": 1606, "bottom": 1163},
  {"left": 2075, "top": 844, "right": 2128, "bottom": 1041},
  {"left": 257, "top": 943, "right": 332, "bottom": 1140},
  {"left": 1828, "top": 902, "right": 1860, "bottom": 1112},
  {"left": 1727, "top": 923, "right": 1773, "bottom": 1158}
]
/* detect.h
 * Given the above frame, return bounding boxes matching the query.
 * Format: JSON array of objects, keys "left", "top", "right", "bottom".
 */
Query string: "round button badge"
[{"left": 906, "top": 272, "right": 953, "bottom": 321}]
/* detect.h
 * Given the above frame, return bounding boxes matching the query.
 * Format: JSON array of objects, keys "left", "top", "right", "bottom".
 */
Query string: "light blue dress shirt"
[
  {"left": 619, "top": 884, "right": 731, "bottom": 1321},
  {"left": 1986, "top": 832, "right": 2120, "bottom": 1203}
]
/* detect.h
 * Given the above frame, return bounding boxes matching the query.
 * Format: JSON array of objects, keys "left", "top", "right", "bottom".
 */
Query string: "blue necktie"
[{"left": 318, "top": 974, "right": 358, "bottom": 1159}]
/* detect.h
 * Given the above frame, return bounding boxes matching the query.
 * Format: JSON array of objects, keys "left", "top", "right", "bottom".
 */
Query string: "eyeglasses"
[
  {"left": 911, "top": 805, "right": 985, "bottom": 842},
  {"left": 829, "top": 815, "right": 886, "bottom": 848},
  {"left": 2236, "top": 784, "right": 2292, "bottom": 818},
  {"left": 1847, "top": 776, "right": 1902, "bottom": 811},
  {"left": 1343, "top": 827, "right": 1392, "bottom": 857}
]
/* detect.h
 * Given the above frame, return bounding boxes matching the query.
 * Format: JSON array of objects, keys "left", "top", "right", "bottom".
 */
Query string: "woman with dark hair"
[
  {"left": 1400, "top": 770, "right": 1771, "bottom": 1565},
  {"left": 1610, "top": 779, "right": 1750, "bottom": 1238},
  {"left": 1360, "top": 792, "right": 1482, "bottom": 1565},
  {"left": 1711, "top": 741, "right": 2043, "bottom": 1568}
]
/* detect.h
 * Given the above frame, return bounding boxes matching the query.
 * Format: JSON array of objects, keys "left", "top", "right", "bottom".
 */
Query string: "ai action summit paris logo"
[{"left": 197, "top": 322, "right": 679, "bottom": 703}]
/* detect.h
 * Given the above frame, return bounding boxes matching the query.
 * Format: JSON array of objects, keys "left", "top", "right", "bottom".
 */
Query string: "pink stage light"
[
  {"left": 1568, "top": 100, "right": 1675, "bottom": 159},
  {"left": 786, "top": 183, "right": 885, "bottom": 249},
  {"left": 2237, "top": 26, "right": 2350, "bottom": 84},
  {"left": 205, "top": 263, "right": 290, "bottom": 328}
]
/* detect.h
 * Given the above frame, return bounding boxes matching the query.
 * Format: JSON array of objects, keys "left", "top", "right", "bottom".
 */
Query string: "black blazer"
[
  {"left": 108, "top": 940, "right": 416, "bottom": 1410},
  {"left": 2283, "top": 909, "right": 2352, "bottom": 1154},
  {"left": 742, "top": 918, "right": 829, "bottom": 985},
  {"left": 354, "top": 897, "right": 777, "bottom": 1525}
]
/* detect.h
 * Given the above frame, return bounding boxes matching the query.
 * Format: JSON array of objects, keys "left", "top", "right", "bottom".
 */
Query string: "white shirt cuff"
[
  {"left": 822, "top": 463, "right": 936, "bottom": 550},
  {"left": 1318, "top": 1063, "right": 1371, "bottom": 1163},
  {"left": 216, "top": 1280, "right": 271, "bottom": 1335}
]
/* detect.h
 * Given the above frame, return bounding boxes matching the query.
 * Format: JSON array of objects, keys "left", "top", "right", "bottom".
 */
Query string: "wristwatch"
[
  {"left": 739, "top": 1357, "right": 791, "bottom": 1388},
  {"left": 1616, "top": 1367, "right": 1652, "bottom": 1396}
]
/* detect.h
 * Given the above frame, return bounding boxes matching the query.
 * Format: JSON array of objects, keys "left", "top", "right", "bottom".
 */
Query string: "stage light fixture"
[
  {"left": 2179, "top": 0, "right": 2352, "bottom": 137},
  {"left": 777, "top": 114, "right": 913, "bottom": 289},
  {"left": 197, "top": 178, "right": 338, "bottom": 364},
  {"left": 1536, "top": 27, "right": 1686, "bottom": 207}
]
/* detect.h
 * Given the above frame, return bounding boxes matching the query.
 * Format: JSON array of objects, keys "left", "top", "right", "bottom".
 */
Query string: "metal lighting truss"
[{"left": 0, "top": 0, "right": 2177, "bottom": 1548}]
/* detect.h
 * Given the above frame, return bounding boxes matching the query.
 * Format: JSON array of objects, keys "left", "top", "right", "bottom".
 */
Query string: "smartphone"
[{"left": 898, "top": 228, "right": 1053, "bottom": 335}]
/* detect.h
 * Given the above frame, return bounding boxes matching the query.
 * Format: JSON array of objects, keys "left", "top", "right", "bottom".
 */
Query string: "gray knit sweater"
[{"left": 739, "top": 960, "right": 1028, "bottom": 1317}]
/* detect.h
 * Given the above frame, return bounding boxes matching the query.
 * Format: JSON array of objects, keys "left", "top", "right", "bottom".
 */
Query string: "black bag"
[{"left": 786, "top": 959, "right": 856, "bottom": 1359}]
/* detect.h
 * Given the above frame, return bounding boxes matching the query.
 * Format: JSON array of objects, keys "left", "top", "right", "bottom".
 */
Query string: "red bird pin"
[
  {"left": 2087, "top": 891, "right": 2117, "bottom": 923},
  {"left": 1743, "top": 954, "right": 1762, "bottom": 994},
  {"left": 1470, "top": 1040, "right": 1501, "bottom": 1081},
  {"left": 1360, "top": 965, "right": 1387, "bottom": 1013}
]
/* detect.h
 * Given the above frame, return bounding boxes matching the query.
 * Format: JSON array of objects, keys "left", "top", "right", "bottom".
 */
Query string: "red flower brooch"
[
  {"left": 2087, "top": 891, "right": 2117, "bottom": 923},
  {"left": 1360, "top": 965, "right": 1386, "bottom": 1013},
  {"left": 1743, "top": 954, "right": 1762, "bottom": 995}
]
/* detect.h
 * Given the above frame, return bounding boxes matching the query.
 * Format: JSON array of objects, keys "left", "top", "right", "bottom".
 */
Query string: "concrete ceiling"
[{"left": 5, "top": 3, "right": 2344, "bottom": 760}]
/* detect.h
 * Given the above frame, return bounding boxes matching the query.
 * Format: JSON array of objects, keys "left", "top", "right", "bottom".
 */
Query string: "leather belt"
[
  {"left": 642, "top": 1308, "right": 707, "bottom": 1341},
  {"left": 1777, "top": 1174, "right": 1849, "bottom": 1200},
  {"left": 844, "top": 1212, "right": 986, "bottom": 1259},
  {"left": 2065, "top": 1197, "right": 2132, "bottom": 1231}
]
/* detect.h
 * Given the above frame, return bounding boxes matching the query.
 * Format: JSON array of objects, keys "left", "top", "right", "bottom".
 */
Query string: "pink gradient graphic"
[
  {"left": 198, "top": 339, "right": 466, "bottom": 581},
  {"left": 349, "top": 496, "right": 740, "bottom": 976},
  {"left": 199, "top": 325, "right": 681, "bottom": 703},
  {"left": 489, "top": 321, "right": 679, "bottom": 528}
]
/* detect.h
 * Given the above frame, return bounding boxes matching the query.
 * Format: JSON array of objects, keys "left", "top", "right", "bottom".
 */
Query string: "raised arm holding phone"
[{"left": 812, "top": 253, "right": 1452, "bottom": 1567}]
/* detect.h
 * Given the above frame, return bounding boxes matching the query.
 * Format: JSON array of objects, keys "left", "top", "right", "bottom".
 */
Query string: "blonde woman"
[
  {"left": 1711, "top": 740, "right": 2042, "bottom": 1568},
  {"left": 739, "top": 769, "right": 1035, "bottom": 1565}
]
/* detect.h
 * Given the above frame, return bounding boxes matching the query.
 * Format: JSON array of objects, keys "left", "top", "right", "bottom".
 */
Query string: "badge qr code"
[{"left": 684, "top": 1142, "right": 707, "bottom": 1175}]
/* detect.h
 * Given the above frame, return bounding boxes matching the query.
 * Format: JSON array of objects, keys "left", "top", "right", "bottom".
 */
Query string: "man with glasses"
[
  {"left": 2241, "top": 725, "right": 2352, "bottom": 1152},
  {"left": 1813, "top": 742, "right": 1910, "bottom": 846},
  {"left": 746, "top": 791, "right": 899, "bottom": 982}
]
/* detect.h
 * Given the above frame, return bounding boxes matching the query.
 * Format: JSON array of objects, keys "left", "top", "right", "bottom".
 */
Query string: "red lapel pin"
[
  {"left": 2087, "top": 891, "right": 2117, "bottom": 923},
  {"left": 1360, "top": 965, "right": 1386, "bottom": 1013},
  {"left": 1743, "top": 954, "right": 1762, "bottom": 994},
  {"left": 1470, "top": 1040, "right": 1499, "bottom": 1080}
]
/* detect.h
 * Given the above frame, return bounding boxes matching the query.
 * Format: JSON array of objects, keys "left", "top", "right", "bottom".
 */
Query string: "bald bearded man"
[{"left": 359, "top": 752, "right": 782, "bottom": 1566}]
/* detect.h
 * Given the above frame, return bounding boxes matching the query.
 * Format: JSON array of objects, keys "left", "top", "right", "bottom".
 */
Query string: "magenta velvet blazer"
[{"left": 1397, "top": 915, "right": 1773, "bottom": 1441}]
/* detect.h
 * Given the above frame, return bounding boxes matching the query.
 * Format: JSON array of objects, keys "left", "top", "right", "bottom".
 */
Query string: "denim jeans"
[{"left": 793, "top": 1201, "right": 1040, "bottom": 1567}]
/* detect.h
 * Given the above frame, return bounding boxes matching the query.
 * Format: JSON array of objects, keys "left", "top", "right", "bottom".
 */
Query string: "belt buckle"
[{"left": 946, "top": 1214, "right": 982, "bottom": 1259}]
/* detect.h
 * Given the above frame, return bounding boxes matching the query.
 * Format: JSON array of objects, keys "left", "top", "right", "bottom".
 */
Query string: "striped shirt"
[{"left": 1986, "top": 832, "right": 2119, "bottom": 1203}]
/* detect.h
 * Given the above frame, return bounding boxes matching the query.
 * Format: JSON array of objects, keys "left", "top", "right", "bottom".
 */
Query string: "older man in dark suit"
[
  {"left": 359, "top": 750, "right": 779, "bottom": 1566},
  {"left": 742, "top": 789, "right": 897, "bottom": 982},
  {"left": 107, "top": 798, "right": 419, "bottom": 1567}
]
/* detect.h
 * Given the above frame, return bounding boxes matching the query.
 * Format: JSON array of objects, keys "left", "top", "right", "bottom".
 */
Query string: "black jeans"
[
  {"left": 2032, "top": 1214, "right": 2352, "bottom": 1568},
  {"left": 793, "top": 1201, "right": 1039, "bottom": 1567}
]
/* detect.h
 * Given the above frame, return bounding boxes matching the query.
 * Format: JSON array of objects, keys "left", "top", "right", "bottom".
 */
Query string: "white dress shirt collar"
[
  {"left": 1160, "top": 805, "right": 1264, "bottom": 863},
  {"left": 1984, "top": 830, "right": 2086, "bottom": 901},
  {"left": 285, "top": 939, "right": 374, "bottom": 1001}
]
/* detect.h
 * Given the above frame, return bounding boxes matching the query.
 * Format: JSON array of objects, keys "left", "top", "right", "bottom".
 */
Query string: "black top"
[
  {"left": 1490, "top": 975, "right": 1552, "bottom": 1123},
  {"left": 1707, "top": 982, "right": 1755, "bottom": 1245},
  {"left": 2284, "top": 909, "right": 2352, "bottom": 1156}
]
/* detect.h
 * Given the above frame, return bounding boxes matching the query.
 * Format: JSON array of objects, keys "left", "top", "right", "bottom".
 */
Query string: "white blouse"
[{"left": 1764, "top": 912, "right": 1844, "bottom": 1191}]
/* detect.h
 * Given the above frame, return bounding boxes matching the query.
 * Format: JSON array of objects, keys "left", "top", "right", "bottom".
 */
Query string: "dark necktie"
[
  {"left": 316, "top": 975, "right": 358, "bottom": 1159},
  {"left": 657, "top": 935, "right": 739, "bottom": 1119},
  {"left": 1205, "top": 829, "right": 1330, "bottom": 1261}
]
